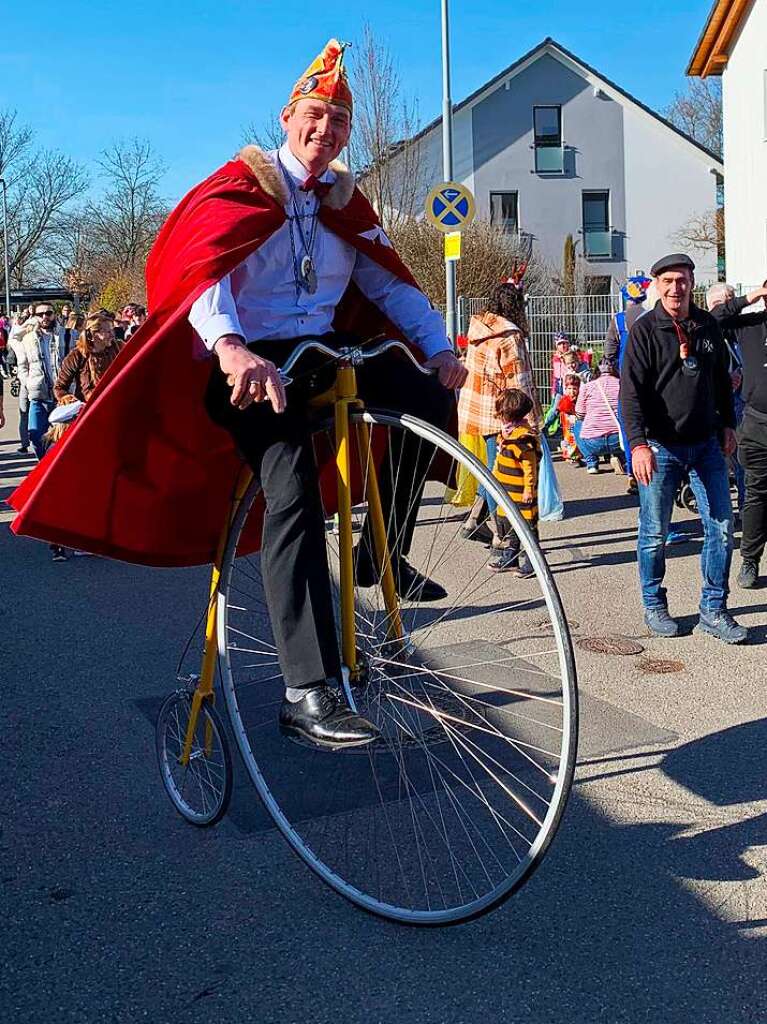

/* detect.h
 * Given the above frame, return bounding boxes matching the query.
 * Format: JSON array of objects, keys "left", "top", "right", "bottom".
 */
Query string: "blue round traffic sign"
[{"left": 426, "top": 182, "right": 476, "bottom": 233}]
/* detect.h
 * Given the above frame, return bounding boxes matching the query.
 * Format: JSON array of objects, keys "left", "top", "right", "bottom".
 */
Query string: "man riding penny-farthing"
[{"left": 10, "top": 40, "right": 577, "bottom": 924}]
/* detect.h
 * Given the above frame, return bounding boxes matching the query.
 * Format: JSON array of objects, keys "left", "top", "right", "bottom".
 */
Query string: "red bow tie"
[{"left": 300, "top": 175, "right": 332, "bottom": 198}]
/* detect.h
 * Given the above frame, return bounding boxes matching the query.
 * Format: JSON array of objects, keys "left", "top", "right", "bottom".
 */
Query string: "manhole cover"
[
  {"left": 639, "top": 657, "right": 685, "bottom": 674},
  {"left": 576, "top": 635, "right": 645, "bottom": 656}
]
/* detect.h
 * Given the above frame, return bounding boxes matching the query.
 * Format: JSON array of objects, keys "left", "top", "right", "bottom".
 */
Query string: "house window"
[
  {"left": 533, "top": 105, "right": 563, "bottom": 173},
  {"left": 584, "top": 275, "right": 612, "bottom": 296},
  {"left": 490, "top": 191, "right": 519, "bottom": 234},
  {"left": 582, "top": 191, "right": 611, "bottom": 258}
]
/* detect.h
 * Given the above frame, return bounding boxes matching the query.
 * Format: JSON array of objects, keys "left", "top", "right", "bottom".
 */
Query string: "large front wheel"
[{"left": 218, "top": 411, "right": 578, "bottom": 925}]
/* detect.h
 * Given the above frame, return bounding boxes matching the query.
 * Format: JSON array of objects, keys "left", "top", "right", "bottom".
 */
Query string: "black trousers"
[
  {"left": 738, "top": 408, "right": 767, "bottom": 565},
  {"left": 205, "top": 336, "right": 454, "bottom": 687}
]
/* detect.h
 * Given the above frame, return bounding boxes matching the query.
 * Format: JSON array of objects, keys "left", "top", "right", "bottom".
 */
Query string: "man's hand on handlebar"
[
  {"left": 214, "top": 334, "right": 286, "bottom": 414},
  {"left": 424, "top": 349, "right": 467, "bottom": 389}
]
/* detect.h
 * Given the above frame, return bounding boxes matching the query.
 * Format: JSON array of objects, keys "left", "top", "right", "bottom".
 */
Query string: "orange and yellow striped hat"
[{"left": 288, "top": 39, "right": 353, "bottom": 114}]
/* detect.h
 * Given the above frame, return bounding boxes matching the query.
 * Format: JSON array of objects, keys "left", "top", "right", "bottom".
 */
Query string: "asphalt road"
[{"left": 2, "top": 394, "right": 766, "bottom": 1024}]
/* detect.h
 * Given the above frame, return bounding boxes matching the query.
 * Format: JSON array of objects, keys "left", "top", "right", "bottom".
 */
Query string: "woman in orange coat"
[{"left": 457, "top": 278, "right": 541, "bottom": 542}]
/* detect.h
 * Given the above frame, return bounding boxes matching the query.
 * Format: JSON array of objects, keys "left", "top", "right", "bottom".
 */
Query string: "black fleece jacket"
[
  {"left": 710, "top": 295, "right": 767, "bottom": 415},
  {"left": 619, "top": 300, "right": 735, "bottom": 449}
]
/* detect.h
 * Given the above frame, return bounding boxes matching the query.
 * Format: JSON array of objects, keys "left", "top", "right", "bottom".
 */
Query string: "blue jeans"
[
  {"left": 28, "top": 399, "right": 55, "bottom": 459},
  {"left": 573, "top": 425, "right": 623, "bottom": 469},
  {"left": 479, "top": 433, "right": 499, "bottom": 513},
  {"left": 638, "top": 437, "right": 733, "bottom": 612}
]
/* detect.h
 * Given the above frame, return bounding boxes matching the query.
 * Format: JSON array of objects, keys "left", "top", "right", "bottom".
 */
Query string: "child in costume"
[
  {"left": 488, "top": 388, "right": 541, "bottom": 577},
  {"left": 550, "top": 332, "right": 572, "bottom": 398},
  {"left": 605, "top": 273, "right": 651, "bottom": 493},
  {"left": 542, "top": 374, "right": 582, "bottom": 462}
]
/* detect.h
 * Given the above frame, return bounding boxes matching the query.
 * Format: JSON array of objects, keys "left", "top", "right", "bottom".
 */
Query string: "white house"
[
  {"left": 688, "top": 0, "right": 767, "bottom": 288},
  {"left": 391, "top": 38, "right": 724, "bottom": 290}
]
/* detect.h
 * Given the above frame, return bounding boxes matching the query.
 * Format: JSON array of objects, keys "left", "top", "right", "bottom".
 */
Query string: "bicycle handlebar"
[{"left": 278, "top": 338, "right": 435, "bottom": 384}]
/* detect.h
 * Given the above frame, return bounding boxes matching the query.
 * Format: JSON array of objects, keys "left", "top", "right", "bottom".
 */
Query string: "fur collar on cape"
[{"left": 236, "top": 145, "right": 355, "bottom": 211}]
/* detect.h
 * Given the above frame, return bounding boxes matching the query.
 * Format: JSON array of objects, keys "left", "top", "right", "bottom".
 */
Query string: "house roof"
[
  {"left": 687, "top": 0, "right": 752, "bottom": 77},
  {"left": 408, "top": 37, "right": 723, "bottom": 165}
]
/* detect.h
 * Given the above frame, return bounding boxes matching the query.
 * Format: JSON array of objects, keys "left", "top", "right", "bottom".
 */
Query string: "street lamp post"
[
  {"left": 440, "top": 0, "right": 457, "bottom": 346},
  {"left": 0, "top": 178, "right": 10, "bottom": 317}
]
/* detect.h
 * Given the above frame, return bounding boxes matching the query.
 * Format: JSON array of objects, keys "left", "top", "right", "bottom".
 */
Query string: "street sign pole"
[
  {"left": 0, "top": 179, "right": 10, "bottom": 317},
  {"left": 440, "top": 0, "right": 457, "bottom": 345}
]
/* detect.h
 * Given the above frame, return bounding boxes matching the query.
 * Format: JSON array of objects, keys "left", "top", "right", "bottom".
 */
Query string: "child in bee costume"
[{"left": 488, "top": 388, "right": 541, "bottom": 577}]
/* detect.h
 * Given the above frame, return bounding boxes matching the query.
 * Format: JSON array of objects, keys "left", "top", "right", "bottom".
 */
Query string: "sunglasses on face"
[{"left": 36, "top": 309, "right": 55, "bottom": 316}]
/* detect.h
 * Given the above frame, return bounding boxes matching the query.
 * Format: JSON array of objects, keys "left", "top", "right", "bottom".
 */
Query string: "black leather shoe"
[
  {"left": 396, "top": 558, "right": 447, "bottom": 601},
  {"left": 355, "top": 548, "right": 447, "bottom": 602},
  {"left": 279, "top": 687, "right": 380, "bottom": 749}
]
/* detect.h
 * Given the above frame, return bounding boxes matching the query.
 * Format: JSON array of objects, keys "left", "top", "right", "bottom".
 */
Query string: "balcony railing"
[
  {"left": 534, "top": 145, "right": 564, "bottom": 174},
  {"left": 584, "top": 229, "right": 612, "bottom": 258}
]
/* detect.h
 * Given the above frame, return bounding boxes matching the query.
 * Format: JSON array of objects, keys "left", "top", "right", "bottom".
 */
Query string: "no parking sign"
[{"left": 425, "top": 182, "right": 476, "bottom": 234}]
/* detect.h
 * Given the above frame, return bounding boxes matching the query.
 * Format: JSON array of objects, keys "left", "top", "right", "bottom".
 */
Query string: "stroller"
[{"left": 675, "top": 469, "right": 739, "bottom": 516}]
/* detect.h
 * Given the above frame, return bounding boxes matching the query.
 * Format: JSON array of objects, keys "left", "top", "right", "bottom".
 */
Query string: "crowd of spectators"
[
  {"left": 2, "top": 260, "right": 766, "bottom": 641},
  {"left": 452, "top": 256, "right": 767, "bottom": 638},
  {"left": 0, "top": 300, "right": 145, "bottom": 558}
]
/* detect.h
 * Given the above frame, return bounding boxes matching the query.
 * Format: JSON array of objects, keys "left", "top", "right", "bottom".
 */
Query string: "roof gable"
[{"left": 411, "top": 37, "right": 723, "bottom": 168}]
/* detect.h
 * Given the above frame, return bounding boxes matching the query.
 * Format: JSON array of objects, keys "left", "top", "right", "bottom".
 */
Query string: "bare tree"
[
  {"left": 350, "top": 25, "right": 429, "bottom": 233},
  {"left": 241, "top": 112, "right": 284, "bottom": 152},
  {"left": 664, "top": 78, "right": 723, "bottom": 157},
  {"left": 0, "top": 109, "right": 89, "bottom": 286},
  {"left": 391, "top": 218, "right": 552, "bottom": 305},
  {"left": 87, "top": 139, "right": 167, "bottom": 271}
]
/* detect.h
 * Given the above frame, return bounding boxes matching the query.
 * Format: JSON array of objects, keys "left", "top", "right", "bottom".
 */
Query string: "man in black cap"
[{"left": 620, "top": 253, "right": 747, "bottom": 643}]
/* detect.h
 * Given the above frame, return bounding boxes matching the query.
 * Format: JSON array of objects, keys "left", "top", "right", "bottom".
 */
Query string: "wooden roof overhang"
[{"left": 687, "top": 0, "right": 753, "bottom": 77}]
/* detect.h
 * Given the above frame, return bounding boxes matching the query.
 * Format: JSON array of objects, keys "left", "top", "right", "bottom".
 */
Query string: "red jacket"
[{"left": 9, "top": 147, "right": 426, "bottom": 566}]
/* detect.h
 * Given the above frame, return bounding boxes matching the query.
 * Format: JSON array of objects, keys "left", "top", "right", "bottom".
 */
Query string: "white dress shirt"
[{"left": 188, "top": 144, "right": 449, "bottom": 358}]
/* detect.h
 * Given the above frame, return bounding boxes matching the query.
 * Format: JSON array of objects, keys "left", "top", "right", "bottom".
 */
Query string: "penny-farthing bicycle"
[{"left": 156, "top": 339, "right": 578, "bottom": 925}]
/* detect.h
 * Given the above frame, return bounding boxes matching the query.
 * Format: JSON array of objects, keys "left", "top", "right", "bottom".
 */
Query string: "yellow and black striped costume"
[{"left": 493, "top": 426, "right": 540, "bottom": 526}]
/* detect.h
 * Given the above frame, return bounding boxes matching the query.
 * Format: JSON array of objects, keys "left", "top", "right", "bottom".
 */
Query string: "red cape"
[{"left": 8, "top": 154, "right": 424, "bottom": 566}]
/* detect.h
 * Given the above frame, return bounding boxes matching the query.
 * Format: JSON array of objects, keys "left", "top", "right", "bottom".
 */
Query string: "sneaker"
[
  {"left": 16, "top": 445, "right": 30, "bottom": 454},
  {"left": 737, "top": 561, "right": 759, "bottom": 589},
  {"left": 460, "top": 520, "right": 494, "bottom": 544},
  {"left": 610, "top": 455, "right": 625, "bottom": 475},
  {"left": 644, "top": 607, "right": 680, "bottom": 638},
  {"left": 488, "top": 549, "right": 522, "bottom": 574},
  {"left": 586, "top": 466, "right": 599, "bottom": 475},
  {"left": 696, "top": 609, "right": 748, "bottom": 645},
  {"left": 516, "top": 552, "right": 535, "bottom": 578},
  {"left": 51, "top": 546, "right": 68, "bottom": 562}
]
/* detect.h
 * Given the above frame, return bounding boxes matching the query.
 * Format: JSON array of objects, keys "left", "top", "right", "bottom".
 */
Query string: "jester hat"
[
  {"left": 289, "top": 39, "right": 353, "bottom": 114},
  {"left": 621, "top": 274, "right": 651, "bottom": 304}
]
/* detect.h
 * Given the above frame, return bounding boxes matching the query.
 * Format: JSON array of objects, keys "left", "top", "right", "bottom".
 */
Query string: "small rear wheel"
[{"left": 156, "top": 690, "right": 233, "bottom": 827}]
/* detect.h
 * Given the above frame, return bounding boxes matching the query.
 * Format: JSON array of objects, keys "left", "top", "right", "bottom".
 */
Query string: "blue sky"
[{"left": 4, "top": 0, "right": 712, "bottom": 203}]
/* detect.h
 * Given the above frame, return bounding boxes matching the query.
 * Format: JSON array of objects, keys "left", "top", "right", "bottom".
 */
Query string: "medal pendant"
[{"left": 300, "top": 255, "right": 318, "bottom": 294}]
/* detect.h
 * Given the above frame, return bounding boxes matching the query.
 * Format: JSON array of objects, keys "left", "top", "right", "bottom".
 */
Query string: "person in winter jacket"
[{"left": 11, "top": 306, "right": 67, "bottom": 458}]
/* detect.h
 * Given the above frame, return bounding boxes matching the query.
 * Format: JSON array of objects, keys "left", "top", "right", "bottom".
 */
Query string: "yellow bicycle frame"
[{"left": 179, "top": 357, "right": 402, "bottom": 764}]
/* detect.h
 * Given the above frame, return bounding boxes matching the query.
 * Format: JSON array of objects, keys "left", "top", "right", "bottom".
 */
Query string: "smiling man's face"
[{"left": 280, "top": 98, "right": 351, "bottom": 175}]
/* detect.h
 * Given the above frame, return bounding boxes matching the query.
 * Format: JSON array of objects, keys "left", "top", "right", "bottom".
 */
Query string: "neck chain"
[{"left": 278, "top": 157, "right": 320, "bottom": 298}]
